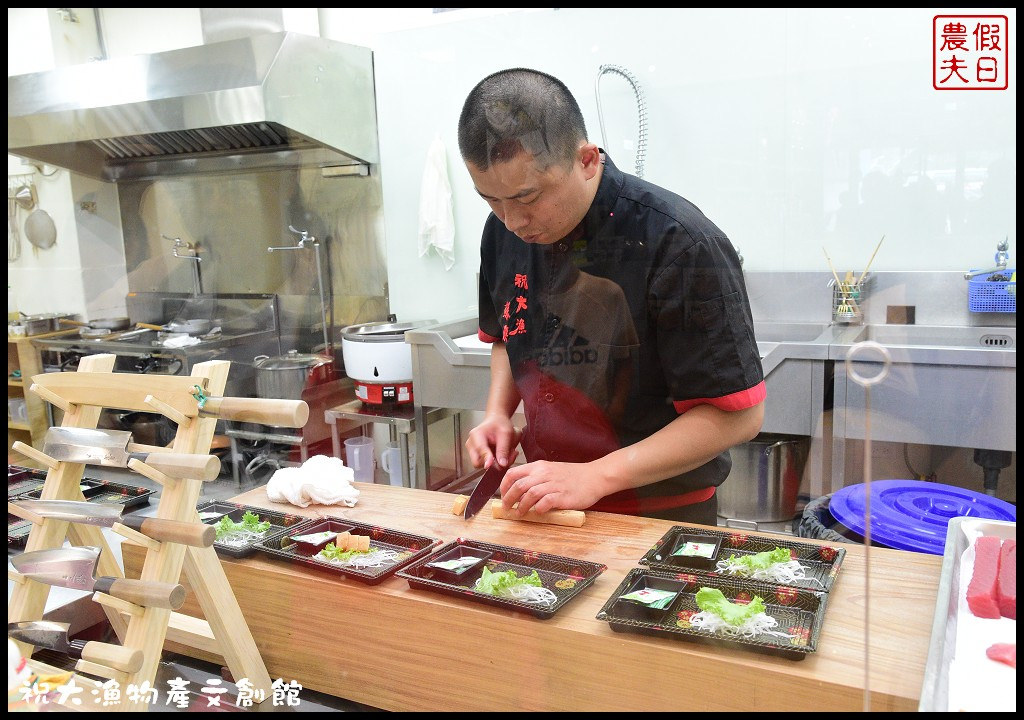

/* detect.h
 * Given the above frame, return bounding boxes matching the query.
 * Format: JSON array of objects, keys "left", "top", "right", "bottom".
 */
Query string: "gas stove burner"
[{"left": 354, "top": 380, "right": 414, "bottom": 406}]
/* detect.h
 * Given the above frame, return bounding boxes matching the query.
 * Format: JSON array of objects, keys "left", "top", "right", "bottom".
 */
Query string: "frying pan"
[
  {"left": 136, "top": 318, "right": 214, "bottom": 336},
  {"left": 60, "top": 317, "right": 132, "bottom": 332}
]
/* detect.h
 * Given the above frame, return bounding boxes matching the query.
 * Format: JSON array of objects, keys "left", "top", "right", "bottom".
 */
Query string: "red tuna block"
[
  {"left": 966, "top": 536, "right": 1002, "bottom": 618},
  {"left": 997, "top": 538, "right": 1015, "bottom": 620},
  {"left": 986, "top": 643, "right": 1016, "bottom": 669}
]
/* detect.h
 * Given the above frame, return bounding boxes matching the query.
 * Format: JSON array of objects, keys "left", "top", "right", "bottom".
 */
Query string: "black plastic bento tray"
[
  {"left": 639, "top": 525, "right": 846, "bottom": 593},
  {"left": 596, "top": 568, "right": 827, "bottom": 660},
  {"left": 396, "top": 538, "right": 607, "bottom": 619},
  {"left": 196, "top": 501, "right": 306, "bottom": 558},
  {"left": 19, "top": 477, "right": 156, "bottom": 511},
  {"left": 8, "top": 513, "right": 32, "bottom": 549},
  {"left": 255, "top": 516, "right": 442, "bottom": 585},
  {"left": 8, "top": 465, "right": 46, "bottom": 499}
]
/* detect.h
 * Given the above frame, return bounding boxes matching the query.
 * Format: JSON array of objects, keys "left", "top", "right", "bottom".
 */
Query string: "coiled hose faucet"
[{"left": 595, "top": 64, "right": 648, "bottom": 179}]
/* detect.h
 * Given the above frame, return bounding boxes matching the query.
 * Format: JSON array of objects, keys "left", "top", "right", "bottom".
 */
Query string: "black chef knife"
[
  {"left": 463, "top": 462, "right": 508, "bottom": 520},
  {"left": 8, "top": 620, "right": 144, "bottom": 673}
]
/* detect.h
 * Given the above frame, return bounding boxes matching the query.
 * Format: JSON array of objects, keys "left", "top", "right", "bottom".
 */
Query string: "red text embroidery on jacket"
[{"left": 502, "top": 273, "right": 530, "bottom": 342}]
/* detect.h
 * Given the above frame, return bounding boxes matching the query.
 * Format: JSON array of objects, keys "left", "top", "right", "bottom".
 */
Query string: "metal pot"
[
  {"left": 253, "top": 350, "right": 335, "bottom": 400},
  {"left": 19, "top": 312, "right": 72, "bottom": 336},
  {"left": 718, "top": 434, "right": 810, "bottom": 524}
]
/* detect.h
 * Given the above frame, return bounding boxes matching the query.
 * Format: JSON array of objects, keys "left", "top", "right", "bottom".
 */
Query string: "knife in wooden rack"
[
  {"left": 30, "top": 371, "right": 309, "bottom": 428},
  {"left": 10, "top": 499, "right": 215, "bottom": 547},
  {"left": 41, "top": 427, "right": 220, "bottom": 480},
  {"left": 8, "top": 621, "right": 144, "bottom": 673},
  {"left": 11, "top": 546, "right": 186, "bottom": 610}
]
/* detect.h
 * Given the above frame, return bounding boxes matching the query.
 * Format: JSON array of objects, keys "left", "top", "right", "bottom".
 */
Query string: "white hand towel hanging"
[{"left": 417, "top": 133, "right": 456, "bottom": 270}]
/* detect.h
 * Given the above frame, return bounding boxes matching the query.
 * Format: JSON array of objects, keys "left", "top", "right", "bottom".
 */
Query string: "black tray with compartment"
[
  {"left": 596, "top": 568, "right": 827, "bottom": 660},
  {"left": 639, "top": 525, "right": 846, "bottom": 593},
  {"left": 8, "top": 513, "right": 33, "bottom": 549},
  {"left": 18, "top": 477, "right": 156, "bottom": 511},
  {"left": 8, "top": 465, "right": 46, "bottom": 500},
  {"left": 256, "top": 516, "right": 442, "bottom": 585},
  {"left": 197, "top": 501, "right": 305, "bottom": 558},
  {"left": 396, "top": 537, "right": 607, "bottom": 619}
]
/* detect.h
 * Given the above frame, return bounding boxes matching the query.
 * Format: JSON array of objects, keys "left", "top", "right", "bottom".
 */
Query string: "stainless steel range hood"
[{"left": 7, "top": 31, "right": 378, "bottom": 182}]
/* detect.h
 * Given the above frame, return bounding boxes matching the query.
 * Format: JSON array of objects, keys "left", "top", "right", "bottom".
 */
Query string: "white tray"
[{"left": 919, "top": 516, "right": 1016, "bottom": 712}]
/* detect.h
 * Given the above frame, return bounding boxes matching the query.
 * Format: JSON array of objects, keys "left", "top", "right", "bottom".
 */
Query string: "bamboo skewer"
[
  {"left": 823, "top": 246, "right": 854, "bottom": 317},
  {"left": 857, "top": 234, "right": 885, "bottom": 286}
]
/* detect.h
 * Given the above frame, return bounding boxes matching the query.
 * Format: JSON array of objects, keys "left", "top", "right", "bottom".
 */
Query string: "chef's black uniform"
[{"left": 477, "top": 152, "right": 765, "bottom": 524}]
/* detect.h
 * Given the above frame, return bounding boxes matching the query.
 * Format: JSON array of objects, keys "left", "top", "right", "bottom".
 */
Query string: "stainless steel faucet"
[
  {"left": 163, "top": 234, "right": 202, "bottom": 295},
  {"left": 268, "top": 226, "right": 330, "bottom": 354},
  {"left": 964, "top": 237, "right": 1011, "bottom": 279}
]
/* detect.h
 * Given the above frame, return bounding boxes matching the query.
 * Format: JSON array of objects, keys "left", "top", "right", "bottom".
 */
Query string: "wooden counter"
[{"left": 123, "top": 483, "right": 941, "bottom": 712}]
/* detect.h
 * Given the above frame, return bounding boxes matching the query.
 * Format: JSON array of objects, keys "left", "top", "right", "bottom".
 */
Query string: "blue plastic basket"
[{"left": 968, "top": 268, "right": 1016, "bottom": 313}]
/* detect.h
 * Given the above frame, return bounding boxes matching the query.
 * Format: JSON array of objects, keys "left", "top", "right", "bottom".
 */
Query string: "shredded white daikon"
[
  {"left": 217, "top": 530, "right": 268, "bottom": 547},
  {"left": 315, "top": 548, "right": 400, "bottom": 569},
  {"left": 688, "top": 611, "right": 796, "bottom": 640},
  {"left": 496, "top": 584, "right": 558, "bottom": 607},
  {"left": 714, "top": 558, "right": 824, "bottom": 587}
]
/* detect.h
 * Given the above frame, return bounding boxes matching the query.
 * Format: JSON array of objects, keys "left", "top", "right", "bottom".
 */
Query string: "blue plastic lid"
[{"left": 828, "top": 480, "right": 1017, "bottom": 555}]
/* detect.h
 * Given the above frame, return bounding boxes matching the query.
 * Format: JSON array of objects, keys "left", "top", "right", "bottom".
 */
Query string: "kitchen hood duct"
[{"left": 7, "top": 31, "right": 378, "bottom": 182}]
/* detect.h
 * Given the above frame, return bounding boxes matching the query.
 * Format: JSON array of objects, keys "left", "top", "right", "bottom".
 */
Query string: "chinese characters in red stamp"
[{"left": 934, "top": 15, "right": 1008, "bottom": 90}]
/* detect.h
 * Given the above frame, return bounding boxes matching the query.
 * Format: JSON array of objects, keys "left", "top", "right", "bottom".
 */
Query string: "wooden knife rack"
[{"left": 8, "top": 355, "right": 277, "bottom": 712}]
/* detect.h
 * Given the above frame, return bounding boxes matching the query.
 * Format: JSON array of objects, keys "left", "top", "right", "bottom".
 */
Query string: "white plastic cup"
[
  {"left": 344, "top": 436, "right": 375, "bottom": 483},
  {"left": 380, "top": 442, "right": 415, "bottom": 487}
]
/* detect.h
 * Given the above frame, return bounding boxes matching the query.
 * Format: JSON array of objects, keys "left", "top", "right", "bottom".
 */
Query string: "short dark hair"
[{"left": 458, "top": 68, "right": 588, "bottom": 171}]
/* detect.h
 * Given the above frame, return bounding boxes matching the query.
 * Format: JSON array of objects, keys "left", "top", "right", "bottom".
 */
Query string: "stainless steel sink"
[{"left": 754, "top": 322, "right": 832, "bottom": 375}]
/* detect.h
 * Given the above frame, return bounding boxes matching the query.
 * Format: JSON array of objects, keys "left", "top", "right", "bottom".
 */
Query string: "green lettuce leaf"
[
  {"left": 695, "top": 587, "right": 767, "bottom": 626},
  {"left": 727, "top": 547, "right": 792, "bottom": 572},
  {"left": 474, "top": 566, "right": 542, "bottom": 596},
  {"left": 318, "top": 542, "right": 369, "bottom": 562},
  {"left": 214, "top": 511, "right": 271, "bottom": 540},
  {"left": 240, "top": 511, "right": 271, "bottom": 534}
]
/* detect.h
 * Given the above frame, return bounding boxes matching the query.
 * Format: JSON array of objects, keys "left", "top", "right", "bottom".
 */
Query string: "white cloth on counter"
[
  {"left": 417, "top": 133, "right": 456, "bottom": 270},
  {"left": 161, "top": 333, "right": 201, "bottom": 348},
  {"left": 266, "top": 454, "right": 360, "bottom": 508}
]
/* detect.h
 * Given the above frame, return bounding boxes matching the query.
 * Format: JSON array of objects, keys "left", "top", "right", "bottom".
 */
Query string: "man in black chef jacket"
[{"left": 458, "top": 67, "right": 765, "bottom": 525}]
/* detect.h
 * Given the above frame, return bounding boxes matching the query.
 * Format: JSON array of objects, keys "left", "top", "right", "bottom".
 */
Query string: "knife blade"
[
  {"left": 43, "top": 426, "right": 220, "bottom": 480},
  {"left": 11, "top": 499, "right": 215, "bottom": 547},
  {"left": 11, "top": 546, "right": 186, "bottom": 610},
  {"left": 464, "top": 463, "right": 508, "bottom": 519},
  {"left": 30, "top": 372, "right": 309, "bottom": 427},
  {"left": 7, "top": 621, "right": 144, "bottom": 673}
]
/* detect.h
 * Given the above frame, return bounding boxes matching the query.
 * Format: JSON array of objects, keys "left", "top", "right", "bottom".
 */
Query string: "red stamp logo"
[{"left": 934, "top": 15, "right": 1008, "bottom": 90}]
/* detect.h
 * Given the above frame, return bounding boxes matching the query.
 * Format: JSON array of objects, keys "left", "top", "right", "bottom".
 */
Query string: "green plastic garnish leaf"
[
  {"left": 474, "top": 566, "right": 542, "bottom": 596},
  {"left": 695, "top": 587, "right": 766, "bottom": 626}
]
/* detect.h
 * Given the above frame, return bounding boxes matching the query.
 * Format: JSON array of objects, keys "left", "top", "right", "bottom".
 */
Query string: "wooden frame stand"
[{"left": 8, "top": 356, "right": 272, "bottom": 712}]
